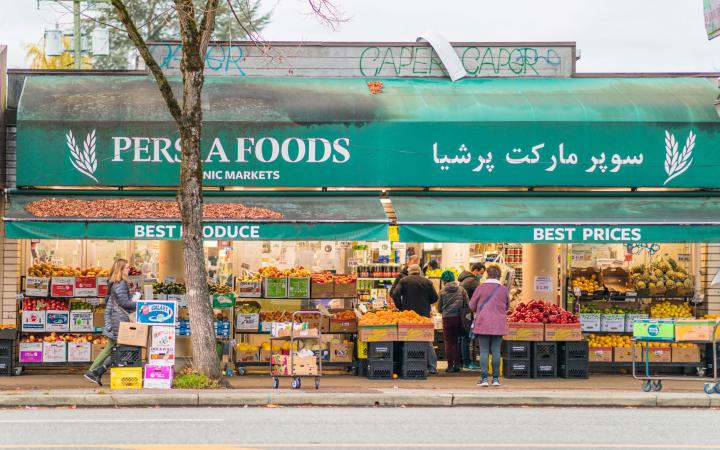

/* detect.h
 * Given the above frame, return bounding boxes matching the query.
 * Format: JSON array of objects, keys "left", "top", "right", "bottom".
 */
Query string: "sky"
[{"left": 0, "top": 0, "right": 719, "bottom": 72}]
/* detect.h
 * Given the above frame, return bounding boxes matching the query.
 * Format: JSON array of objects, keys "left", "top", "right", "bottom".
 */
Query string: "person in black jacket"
[
  {"left": 391, "top": 264, "right": 439, "bottom": 373},
  {"left": 457, "top": 262, "right": 485, "bottom": 370},
  {"left": 389, "top": 255, "right": 420, "bottom": 307}
]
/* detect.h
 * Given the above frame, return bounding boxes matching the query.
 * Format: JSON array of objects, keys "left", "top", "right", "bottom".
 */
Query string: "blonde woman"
[{"left": 84, "top": 259, "right": 136, "bottom": 386}]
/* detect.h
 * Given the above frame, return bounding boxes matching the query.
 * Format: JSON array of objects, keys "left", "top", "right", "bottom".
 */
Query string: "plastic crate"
[
  {"left": 0, "top": 357, "right": 13, "bottom": 376},
  {"left": 367, "top": 342, "right": 394, "bottom": 361},
  {"left": 367, "top": 358, "right": 394, "bottom": 379},
  {"left": 110, "top": 367, "right": 143, "bottom": 389},
  {"left": 502, "top": 341, "right": 531, "bottom": 360},
  {"left": 400, "top": 359, "right": 427, "bottom": 379},
  {"left": 560, "top": 359, "right": 589, "bottom": 379},
  {"left": 0, "top": 340, "right": 14, "bottom": 359},
  {"left": 111, "top": 345, "right": 142, "bottom": 367},
  {"left": 502, "top": 359, "right": 531, "bottom": 378},
  {"left": 532, "top": 342, "right": 557, "bottom": 361},
  {"left": 532, "top": 360, "right": 557, "bottom": 378},
  {"left": 560, "top": 341, "right": 589, "bottom": 361},
  {"left": 402, "top": 342, "right": 428, "bottom": 362}
]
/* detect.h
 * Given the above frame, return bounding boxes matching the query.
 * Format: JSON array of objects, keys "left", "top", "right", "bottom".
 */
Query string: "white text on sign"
[
  {"left": 134, "top": 224, "right": 260, "bottom": 239},
  {"left": 533, "top": 227, "right": 642, "bottom": 242}
]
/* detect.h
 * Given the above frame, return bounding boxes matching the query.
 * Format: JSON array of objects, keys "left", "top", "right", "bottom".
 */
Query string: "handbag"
[
  {"left": 459, "top": 294, "right": 473, "bottom": 336},
  {"left": 467, "top": 284, "right": 501, "bottom": 338}
]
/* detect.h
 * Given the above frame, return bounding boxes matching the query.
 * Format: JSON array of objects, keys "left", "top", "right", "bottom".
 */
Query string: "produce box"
[
  {"left": 633, "top": 319, "right": 674, "bottom": 341},
  {"left": 91, "top": 343, "right": 106, "bottom": 361},
  {"left": 311, "top": 282, "right": 334, "bottom": 299},
  {"left": 505, "top": 323, "right": 544, "bottom": 341},
  {"left": 602, "top": 267, "right": 629, "bottom": 293},
  {"left": 287, "top": 277, "right": 311, "bottom": 298},
  {"left": 45, "top": 310, "right": 70, "bottom": 332},
  {"left": 649, "top": 286, "right": 666, "bottom": 296},
  {"left": 544, "top": 323, "right": 582, "bottom": 341},
  {"left": 358, "top": 324, "right": 398, "bottom": 342},
  {"left": 614, "top": 346, "right": 643, "bottom": 362},
  {"left": 329, "top": 342, "right": 354, "bottom": 362},
  {"left": 397, "top": 323, "right": 434, "bottom": 342},
  {"left": 588, "top": 346, "right": 613, "bottom": 362},
  {"left": 263, "top": 277, "right": 288, "bottom": 298},
  {"left": 674, "top": 319, "right": 716, "bottom": 342},
  {"left": 18, "top": 342, "right": 43, "bottom": 363},
  {"left": 235, "top": 313, "right": 260, "bottom": 332},
  {"left": 237, "top": 280, "right": 262, "bottom": 298},
  {"left": 259, "top": 349, "right": 272, "bottom": 362},
  {"left": 151, "top": 326, "right": 176, "bottom": 348},
  {"left": 50, "top": 277, "right": 75, "bottom": 297},
  {"left": 334, "top": 281, "right": 357, "bottom": 298},
  {"left": 275, "top": 328, "right": 319, "bottom": 339},
  {"left": 143, "top": 364, "right": 174, "bottom": 389},
  {"left": 93, "top": 312, "right": 105, "bottom": 330},
  {"left": 42, "top": 342, "right": 67, "bottom": 363},
  {"left": 212, "top": 293, "right": 235, "bottom": 309},
  {"left": 69, "top": 310, "right": 93, "bottom": 332},
  {"left": 97, "top": 277, "right": 109, "bottom": 298},
  {"left": 271, "top": 354, "right": 318, "bottom": 376},
  {"left": 167, "top": 294, "right": 187, "bottom": 308},
  {"left": 236, "top": 349, "right": 259, "bottom": 362},
  {"left": 579, "top": 313, "right": 601, "bottom": 332},
  {"left": 67, "top": 342, "right": 92, "bottom": 362},
  {"left": 117, "top": 322, "right": 149, "bottom": 347},
  {"left": 135, "top": 300, "right": 177, "bottom": 326},
  {"left": 74, "top": 276, "right": 98, "bottom": 297},
  {"left": 672, "top": 345, "right": 701, "bottom": 363},
  {"left": 625, "top": 313, "right": 649, "bottom": 332},
  {"left": 110, "top": 367, "right": 142, "bottom": 389},
  {"left": 329, "top": 310, "right": 357, "bottom": 333},
  {"left": 148, "top": 346, "right": 175, "bottom": 366},
  {"left": 21, "top": 310, "right": 46, "bottom": 332},
  {"left": 647, "top": 346, "right": 672, "bottom": 363},
  {"left": 25, "top": 277, "right": 49, "bottom": 297},
  {"left": 260, "top": 322, "right": 272, "bottom": 333},
  {"left": 301, "top": 313, "right": 329, "bottom": 334},
  {"left": 600, "top": 314, "right": 625, "bottom": 332}
]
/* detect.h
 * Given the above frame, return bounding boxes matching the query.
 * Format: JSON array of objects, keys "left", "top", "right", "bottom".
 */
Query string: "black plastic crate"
[
  {"left": 502, "top": 359, "right": 531, "bottom": 378},
  {"left": 502, "top": 341, "right": 531, "bottom": 360},
  {"left": 400, "top": 359, "right": 427, "bottom": 379},
  {"left": 0, "top": 340, "right": 14, "bottom": 359},
  {"left": 532, "top": 360, "right": 557, "bottom": 378},
  {"left": 0, "top": 357, "right": 13, "bottom": 376},
  {"left": 111, "top": 345, "right": 142, "bottom": 367},
  {"left": 367, "top": 358, "right": 393, "bottom": 379},
  {"left": 560, "top": 359, "right": 589, "bottom": 379},
  {"left": 368, "top": 342, "right": 394, "bottom": 361},
  {"left": 402, "top": 342, "right": 428, "bottom": 362},
  {"left": 0, "top": 329, "right": 16, "bottom": 340},
  {"left": 532, "top": 342, "right": 557, "bottom": 361},
  {"left": 560, "top": 341, "right": 589, "bottom": 362},
  {"left": 705, "top": 343, "right": 719, "bottom": 369}
]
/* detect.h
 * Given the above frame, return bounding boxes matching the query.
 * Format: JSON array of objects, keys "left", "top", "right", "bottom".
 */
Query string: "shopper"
[
  {"left": 457, "top": 262, "right": 485, "bottom": 370},
  {"left": 390, "top": 254, "right": 420, "bottom": 297},
  {"left": 438, "top": 270, "right": 468, "bottom": 373},
  {"left": 469, "top": 264, "right": 509, "bottom": 387},
  {"left": 84, "top": 258, "right": 137, "bottom": 386},
  {"left": 391, "top": 264, "right": 439, "bottom": 374},
  {"left": 423, "top": 259, "right": 439, "bottom": 275}
]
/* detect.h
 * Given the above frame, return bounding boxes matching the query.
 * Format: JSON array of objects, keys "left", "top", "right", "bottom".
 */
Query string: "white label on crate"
[
  {"left": 25, "top": 277, "right": 50, "bottom": 297},
  {"left": 69, "top": 310, "right": 93, "bottom": 332},
  {"left": 236, "top": 313, "right": 260, "bottom": 331}
]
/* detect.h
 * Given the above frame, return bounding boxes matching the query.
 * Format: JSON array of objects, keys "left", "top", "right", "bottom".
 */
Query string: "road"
[{"left": 0, "top": 406, "right": 716, "bottom": 449}]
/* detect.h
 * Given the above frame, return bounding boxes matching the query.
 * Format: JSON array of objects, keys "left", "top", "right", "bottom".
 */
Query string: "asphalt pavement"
[{"left": 0, "top": 406, "right": 717, "bottom": 449}]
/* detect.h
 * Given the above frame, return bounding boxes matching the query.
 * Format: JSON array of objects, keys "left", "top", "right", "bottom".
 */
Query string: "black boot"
[{"left": 83, "top": 368, "right": 102, "bottom": 386}]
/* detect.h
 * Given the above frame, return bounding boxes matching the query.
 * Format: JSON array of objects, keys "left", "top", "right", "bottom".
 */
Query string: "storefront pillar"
[
  {"left": 442, "top": 243, "right": 470, "bottom": 272},
  {"left": 158, "top": 241, "right": 185, "bottom": 282},
  {"left": 521, "top": 244, "right": 559, "bottom": 304}
]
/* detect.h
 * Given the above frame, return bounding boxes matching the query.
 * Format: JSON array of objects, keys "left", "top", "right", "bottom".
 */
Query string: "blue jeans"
[{"left": 477, "top": 335, "right": 502, "bottom": 379}]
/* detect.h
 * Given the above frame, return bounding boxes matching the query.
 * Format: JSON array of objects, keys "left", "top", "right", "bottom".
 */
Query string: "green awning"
[
  {"left": 393, "top": 194, "right": 720, "bottom": 243},
  {"left": 4, "top": 192, "right": 388, "bottom": 241}
]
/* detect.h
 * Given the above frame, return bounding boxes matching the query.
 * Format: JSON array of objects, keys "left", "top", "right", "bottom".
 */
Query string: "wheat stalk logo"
[
  {"left": 67, "top": 130, "right": 98, "bottom": 183},
  {"left": 663, "top": 130, "right": 695, "bottom": 186}
]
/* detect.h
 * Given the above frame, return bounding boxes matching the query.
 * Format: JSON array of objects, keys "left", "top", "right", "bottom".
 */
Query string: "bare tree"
[{"left": 108, "top": 0, "right": 342, "bottom": 379}]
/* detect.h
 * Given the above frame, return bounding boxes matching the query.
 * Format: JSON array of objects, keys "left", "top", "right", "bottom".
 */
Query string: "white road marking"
[{"left": 0, "top": 418, "right": 224, "bottom": 424}]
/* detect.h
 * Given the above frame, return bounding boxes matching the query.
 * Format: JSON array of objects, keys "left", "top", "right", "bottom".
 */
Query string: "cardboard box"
[
  {"left": 330, "top": 318, "right": 357, "bottom": 334},
  {"left": 329, "top": 342, "right": 354, "bottom": 362},
  {"left": 397, "top": 323, "right": 434, "bottom": 342},
  {"left": 50, "top": 277, "right": 75, "bottom": 297},
  {"left": 334, "top": 282, "right": 357, "bottom": 298},
  {"left": 18, "top": 342, "right": 43, "bottom": 363},
  {"left": 97, "top": 277, "right": 109, "bottom": 298},
  {"left": 45, "top": 310, "right": 70, "bottom": 332},
  {"left": 175, "top": 336, "right": 192, "bottom": 356},
  {"left": 625, "top": 314, "right": 650, "bottom": 332},
  {"left": 588, "top": 346, "right": 613, "bottom": 362},
  {"left": 117, "top": 322, "right": 150, "bottom": 347},
  {"left": 67, "top": 342, "right": 92, "bottom": 362},
  {"left": 270, "top": 354, "right": 318, "bottom": 376},
  {"left": 311, "top": 282, "right": 334, "bottom": 299},
  {"left": 25, "top": 277, "right": 49, "bottom": 297},
  {"left": 143, "top": 364, "right": 174, "bottom": 389},
  {"left": 237, "top": 280, "right": 262, "bottom": 298},
  {"left": 93, "top": 311, "right": 105, "bottom": 330},
  {"left": 236, "top": 349, "right": 259, "bottom": 362},
  {"left": 647, "top": 346, "right": 672, "bottom": 363},
  {"left": 544, "top": 323, "right": 582, "bottom": 341},
  {"left": 301, "top": 313, "right": 330, "bottom": 334},
  {"left": 135, "top": 300, "right": 177, "bottom": 326},
  {"left": 633, "top": 319, "right": 675, "bottom": 341},
  {"left": 74, "top": 276, "right": 98, "bottom": 297},
  {"left": 287, "top": 277, "right": 311, "bottom": 298},
  {"left": 263, "top": 277, "right": 288, "bottom": 298},
  {"left": 235, "top": 313, "right": 260, "bottom": 332},
  {"left": 674, "top": 319, "right": 716, "bottom": 342},
  {"left": 505, "top": 323, "right": 544, "bottom": 341},
  {"left": 600, "top": 314, "right": 625, "bottom": 332},
  {"left": 21, "top": 310, "right": 46, "bottom": 332},
  {"left": 672, "top": 345, "right": 701, "bottom": 363},
  {"left": 614, "top": 346, "right": 644, "bottom": 362},
  {"left": 42, "top": 342, "right": 67, "bottom": 363},
  {"left": 358, "top": 324, "right": 398, "bottom": 342},
  {"left": 69, "top": 310, "right": 93, "bottom": 332},
  {"left": 259, "top": 349, "right": 272, "bottom": 362},
  {"left": 91, "top": 343, "right": 107, "bottom": 361},
  {"left": 579, "top": 313, "right": 601, "bottom": 332},
  {"left": 150, "top": 326, "right": 176, "bottom": 348},
  {"left": 148, "top": 346, "right": 175, "bottom": 366},
  {"left": 110, "top": 367, "right": 142, "bottom": 389}
]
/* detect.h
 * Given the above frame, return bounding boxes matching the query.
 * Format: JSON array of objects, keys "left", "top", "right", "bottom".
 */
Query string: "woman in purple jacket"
[{"left": 468, "top": 264, "right": 509, "bottom": 387}]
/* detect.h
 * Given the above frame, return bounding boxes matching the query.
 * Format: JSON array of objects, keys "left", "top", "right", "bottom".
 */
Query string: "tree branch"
[
  {"left": 199, "top": 0, "right": 221, "bottom": 57},
  {"left": 110, "top": 0, "right": 183, "bottom": 126}
]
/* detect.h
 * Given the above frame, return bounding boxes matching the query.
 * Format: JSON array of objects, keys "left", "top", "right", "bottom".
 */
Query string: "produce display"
[
  {"left": 586, "top": 334, "right": 638, "bottom": 348},
  {"left": 0, "top": 324, "right": 16, "bottom": 330},
  {"left": 128, "top": 266, "right": 142, "bottom": 276},
  {"left": 152, "top": 282, "right": 186, "bottom": 295},
  {"left": 601, "top": 305, "right": 644, "bottom": 315},
  {"left": 579, "top": 304, "right": 602, "bottom": 314},
  {"left": 70, "top": 301, "right": 94, "bottom": 310},
  {"left": 260, "top": 311, "right": 294, "bottom": 322},
  {"left": 630, "top": 256, "right": 692, "bottom": 292},
  {"left": 334, "top": 274, "right": 357, "bottom": 284},
  {"left": 28, "top": 264, "right": 110, "bottom": 277},
  {"left": 311, "top": 272, "right": 334, "bottom": 284},
  {"left": 572, "top": 275, "right": 601, "bottom": 292},
  {"left": 332, "top": 310, "right": 356, "bottom": 321},
  {"left": 21, "top": 333, "right": 94, "bottom": 343},
  {"left": 237, "top": 303, "right": 261, "bottom": 314},
  {"left": 359, "top": 310, "right": 432, "bottom": 325},
  {"left": 425, "top": 267, "right": 459, "bottom": 278},
  {"left": 237, "top": 274, "right": 262, "bottom": 282},
  {"left": 508, "top": 300, "right": 579, "bottom": 324},
  {"left": 22, "top": 298, "right": 68, "bottom": 311},
  {"left": 258, "top": 266, "right": 311, "bottom": 278},
  {"left": 650, "top": 301, "right": 693, "bottom": 318},
  {"left": 208, "top": 283, "right": 233, "bottom": 294}
]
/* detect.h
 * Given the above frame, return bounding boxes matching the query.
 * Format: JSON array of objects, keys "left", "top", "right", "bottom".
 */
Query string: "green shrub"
[{"left": 172, "top": 370, "right": 219, "bottom": 389}]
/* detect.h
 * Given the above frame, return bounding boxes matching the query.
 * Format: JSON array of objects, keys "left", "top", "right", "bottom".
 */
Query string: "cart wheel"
[
  {"left": 641, "top": 380, "right": 652, "bottom": 392},
  {"left": 272, "top": 377, "right": 279, "bottom": 389},
  {"left": 652, "top": 380, "right": 663, "bottom": 392},
  {"left": 714, "top": 383, "right": 720, "bottom": 394},
  {"left": 315, "top": 377, "right": 320, "bottom": 390},
  {"left": 291, "top": 377, "right": 301, "bottom": 389},
  {"left": 705, "top": 383, "right": 715, "bottom": 394}
]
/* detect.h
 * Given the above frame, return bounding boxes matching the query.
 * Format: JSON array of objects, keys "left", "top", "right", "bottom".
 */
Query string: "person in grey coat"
[
  {"left": 439, "top": 270, "right": 468, "bottom": 373},
  {"left": 84, "top": 259, "right": 137, "bottom": 386}
]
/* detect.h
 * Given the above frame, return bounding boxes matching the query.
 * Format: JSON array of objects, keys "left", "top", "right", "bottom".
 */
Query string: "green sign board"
[
  {"left": 287, "top": 277, "right": 311, "bottom": 298},
  {"left": 633, "top": 319, "right": 675, "bottom": 341},
  {"left": 212, "top": 293, "right": 236, "bottom": 308}
]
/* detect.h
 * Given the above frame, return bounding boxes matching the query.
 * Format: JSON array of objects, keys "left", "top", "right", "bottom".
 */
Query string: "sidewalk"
[{"left": 0, "top": 373, "right": 717, "bottom": 408}]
